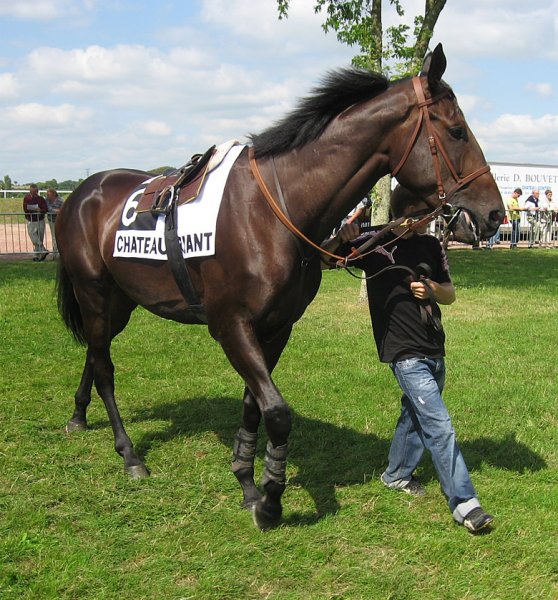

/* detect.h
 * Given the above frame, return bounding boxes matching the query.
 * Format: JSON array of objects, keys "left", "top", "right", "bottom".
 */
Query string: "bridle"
[
  {"left": 391, "top": 76, "right": 490, "bottom": 206},
  {"left": 248, "top": 75, "right": 491, "bottom": 264}
]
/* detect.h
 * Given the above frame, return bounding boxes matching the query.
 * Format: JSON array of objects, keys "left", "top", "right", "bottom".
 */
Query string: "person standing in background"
[
  {"left": 539, "top": 189, "right": 553, "bottom": 248},
  {"left": 524, "top": 189, "right": 541, "bottom": 248},
  {"left": 45, "top": 188, "right": 64, "bottom": 256},
  {"left": 549, "top": 190, "right": 558, "bottom": 247},
  {"left": 506, "top": 188, "right": 522, "bottom": 249},
  {"left": 22, "top": 184, "right": 49, "bottom": 261}
]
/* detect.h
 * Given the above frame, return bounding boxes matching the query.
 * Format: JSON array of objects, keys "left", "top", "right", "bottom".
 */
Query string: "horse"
[{"left": 55, "top": 44, "right": 504, "bottom": 529}]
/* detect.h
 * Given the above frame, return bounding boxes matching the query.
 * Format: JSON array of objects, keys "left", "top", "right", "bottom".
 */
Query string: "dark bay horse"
[{"left": 55, "top": 44, "right": 504, "bottom": 529}]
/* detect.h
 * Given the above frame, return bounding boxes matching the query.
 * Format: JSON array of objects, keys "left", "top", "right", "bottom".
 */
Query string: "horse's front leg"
[
  {"left": 232, "top": 324, "right": 293, "bottom": 511},
  {"left": 220, "top": 319, "right": 292, "bottom": 529},
  {"left": 232, "top": 387, "right": 262, "bottom": 509}
]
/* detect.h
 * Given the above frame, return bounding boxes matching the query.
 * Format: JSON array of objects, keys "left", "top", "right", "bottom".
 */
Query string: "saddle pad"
[{"left": 113, "top": 143, "right": 245, "bottom": 260}]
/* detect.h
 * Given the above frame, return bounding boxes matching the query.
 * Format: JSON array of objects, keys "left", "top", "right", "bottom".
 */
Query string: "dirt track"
[{"left": 0, "top": 219, "right": 55, "bottom": 256}]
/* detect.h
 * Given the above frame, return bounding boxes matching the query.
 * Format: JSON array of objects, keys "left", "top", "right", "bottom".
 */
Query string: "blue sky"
[{"left": 0, "top": 0, "right": 557, "bottom": 184}]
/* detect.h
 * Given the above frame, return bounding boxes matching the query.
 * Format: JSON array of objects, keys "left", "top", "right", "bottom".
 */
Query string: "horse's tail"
[{"left": 56, "top": 262, "right": 87, "bottom": 346}]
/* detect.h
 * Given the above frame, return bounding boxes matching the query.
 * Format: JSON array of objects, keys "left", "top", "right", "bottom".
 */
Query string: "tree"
[
  {"left": 277, "top": 0, "right": 447, "bottom": 222},
  {"left": 2, "top": 174, "right": 12, "bottom": 190}
]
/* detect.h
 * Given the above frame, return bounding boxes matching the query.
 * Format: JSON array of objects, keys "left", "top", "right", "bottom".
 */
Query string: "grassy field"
[{"left": 0, "top": 250, "right": 557, "bottom": 599}]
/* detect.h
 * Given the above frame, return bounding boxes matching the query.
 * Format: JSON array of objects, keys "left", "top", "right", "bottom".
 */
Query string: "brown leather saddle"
[{"left": 136, "top": 145, "right": 216, "bottom": 215}]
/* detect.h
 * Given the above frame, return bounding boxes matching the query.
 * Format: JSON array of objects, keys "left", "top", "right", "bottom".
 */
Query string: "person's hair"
[
  {"left": 390, "top": 185, "right": 423, "bottom": 218},
  {"left": 545, "top": 189, "right": 552, "bottom": 195},
  {"left": 47, "top": 187, "right": 57, "bottom": 196},
  {"left": 30, "top": 183, "right": 38, "bottom": 191}
]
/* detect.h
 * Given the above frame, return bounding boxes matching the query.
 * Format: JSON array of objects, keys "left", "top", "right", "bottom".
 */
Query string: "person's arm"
[
  {"left": 38, "top": 197, "right": 48, "bottom": 214},
  {"left": 320, "top": 222, "right": 360, "bottom": 268},
  {"left": 345, "top": 207, "right": 363, "bottom": 225},
  {"left": 410, "top": 279, "right": 456, "bottom": 305},
  {"left": 23, "top": 196, "right": 39, "bottom": 213}
]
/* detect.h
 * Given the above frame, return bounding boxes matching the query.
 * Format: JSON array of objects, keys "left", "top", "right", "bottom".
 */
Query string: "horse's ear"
[{"left": 421, "top": 43, "right": 446, "bottom": 90}]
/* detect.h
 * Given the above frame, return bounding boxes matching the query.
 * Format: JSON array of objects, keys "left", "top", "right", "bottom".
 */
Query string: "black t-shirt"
[{"left": 342, "top": 231, "right": 451, "bottom": 363}]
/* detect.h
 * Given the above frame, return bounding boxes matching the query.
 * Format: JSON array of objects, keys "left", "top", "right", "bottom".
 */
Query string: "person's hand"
[
  {"left": 410, "top": 280, "right": 431, "bottom": 300},
  {"left": 336, "top": 222, "right": 360, "bottom": 243}
]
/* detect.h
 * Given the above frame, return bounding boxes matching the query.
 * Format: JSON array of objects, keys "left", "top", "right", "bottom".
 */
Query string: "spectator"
[
  {"left": 539, "top": 189, "right": 553, "bottom": 248},
  {"left": 524, "top": 189, "right": 541, "bottom": 248},
  {"left": 549, "top": 190, "right": 558, "bottom": 246},
  {"left": 346, "top": 195, "right": 373, "bottom": 232},
  {"left": 22, "top": 184, "right": 49, "bottom": 261},
  {"left": 45, "top": 188, "right": 64, "bottom": 256},
  {"left": 506, "top": 188, "right": 522, "bottom": 249},
  {"left": 321, "top": 193, "right": 494, "bottom": 533}
]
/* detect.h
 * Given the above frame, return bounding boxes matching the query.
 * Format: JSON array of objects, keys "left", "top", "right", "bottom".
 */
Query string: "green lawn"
[{"left": 0, "top": 250, "right": 556, "bottom": 599}]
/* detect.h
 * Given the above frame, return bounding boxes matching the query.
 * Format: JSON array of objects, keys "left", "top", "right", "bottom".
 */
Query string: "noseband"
[{"left": 391, "top": 76, "right": 490, "bottom": 206}]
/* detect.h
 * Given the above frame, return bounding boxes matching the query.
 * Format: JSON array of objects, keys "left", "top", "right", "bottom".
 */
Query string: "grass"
[
  {"left": 0, "top": 197, "right": 27, "bottom": 213},
  {"left": 0, "top": 250, "right": 557, "bottom": 599}
]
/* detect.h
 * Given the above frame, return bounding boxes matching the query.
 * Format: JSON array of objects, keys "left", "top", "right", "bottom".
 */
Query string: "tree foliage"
[
  {"left": 2, "top": 175, "right": 12, "bottom": 190},
  {"left": 277, "top": 0, "right": 447, "bottom": 76}
]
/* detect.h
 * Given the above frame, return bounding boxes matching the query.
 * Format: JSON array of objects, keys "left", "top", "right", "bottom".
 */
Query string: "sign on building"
[{"left": 490, "top": 162, "right": 558, "bottom": 203}]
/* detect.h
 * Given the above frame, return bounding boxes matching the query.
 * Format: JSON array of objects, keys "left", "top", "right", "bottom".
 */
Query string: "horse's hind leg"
[
  {"left": 73, "top": 282, "right": 147, "bottom": 478},
  {"left": 66, "top": 349, "right": 94, "bottom": 432}
]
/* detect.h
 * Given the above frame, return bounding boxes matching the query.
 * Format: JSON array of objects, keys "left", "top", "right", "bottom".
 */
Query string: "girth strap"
[{"left": 164, "top": 201, "right": 207, "bottom": 323}]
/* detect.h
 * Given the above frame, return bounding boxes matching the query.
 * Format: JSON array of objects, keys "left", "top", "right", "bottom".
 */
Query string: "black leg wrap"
[
  {"left": 261, "top": 441, "right": 288, "bottom": 487},
  {"left": 231, "top": 427, "right": 258, "bottom": 474}
]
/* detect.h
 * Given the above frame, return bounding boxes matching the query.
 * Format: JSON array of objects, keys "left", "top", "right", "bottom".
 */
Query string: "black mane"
[{"left": 250, "top": 68, "right": 389, "bottom": 158}]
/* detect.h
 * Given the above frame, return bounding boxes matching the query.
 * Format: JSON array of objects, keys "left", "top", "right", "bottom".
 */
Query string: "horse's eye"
[{"left": 449, "top": 126, "right": 467, "bottom": 141}]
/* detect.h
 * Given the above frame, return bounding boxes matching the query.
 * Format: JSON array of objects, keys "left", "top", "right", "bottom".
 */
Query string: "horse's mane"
[{"left": 250, "top": 68, "right": 389, "bottom": 158}]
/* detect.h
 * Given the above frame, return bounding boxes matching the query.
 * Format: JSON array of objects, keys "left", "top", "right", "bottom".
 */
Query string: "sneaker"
[
  {"left": 381, "top": 472, "right": 425, "bottom": 497},
  {"left": 462, "top": 507, "right": 493, "bottom": 533}
]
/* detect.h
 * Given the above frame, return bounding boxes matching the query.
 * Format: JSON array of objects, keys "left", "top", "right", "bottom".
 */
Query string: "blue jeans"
[
  {"left": 383, "top": 357, "right": 479, "bottom": 522},
  {"left": 510, "top": 219, "right": 520, "bottom": 246}
]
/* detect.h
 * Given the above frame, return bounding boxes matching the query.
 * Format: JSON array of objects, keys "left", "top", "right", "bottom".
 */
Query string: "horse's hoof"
[
  {"left": 125, "top": 464, "right": 150, "bottom": 479},
  {"left": 65, "top": 419, "right": 87, "bottom": 433},
  {"left": 252, "top": 500, "right": 282, "bottom": 531}
]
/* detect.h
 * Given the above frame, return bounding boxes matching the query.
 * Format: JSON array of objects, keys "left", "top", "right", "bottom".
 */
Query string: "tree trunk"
[{"left": 413, "top": 0, "right": 448, "bottom": 72}]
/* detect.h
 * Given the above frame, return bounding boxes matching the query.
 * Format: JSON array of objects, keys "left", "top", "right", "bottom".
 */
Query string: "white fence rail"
[
  {"left": 1, "top": 189, "right": 72, "bottom": 198},
  {"left": 1, "top": 210, "right": 558, "bottom": 256}
]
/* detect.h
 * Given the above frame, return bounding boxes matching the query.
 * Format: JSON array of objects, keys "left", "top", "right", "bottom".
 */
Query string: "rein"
[
  {"left": 248, "top": 148, "right": 342, "bottom": 260},
  {"left": 248, "top": 148, "right": 423, "bottom": 263},
  {"left": 248, "top": 74, "right": 490, "bottom": 264}
]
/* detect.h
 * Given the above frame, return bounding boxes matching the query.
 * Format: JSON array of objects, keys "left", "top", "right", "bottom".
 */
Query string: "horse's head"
[{"left": 389, "top": 44, "right": 504, "bottom": 242}]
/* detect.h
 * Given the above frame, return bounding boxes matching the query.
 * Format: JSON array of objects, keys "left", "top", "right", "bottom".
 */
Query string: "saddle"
[{"left": 136, "top": 145, "right": 216, "bottom": 215}]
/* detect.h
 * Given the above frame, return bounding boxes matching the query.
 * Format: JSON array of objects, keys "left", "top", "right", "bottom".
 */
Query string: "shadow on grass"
[{"left": 124, "top": 395, "right": 547, "bottom": 525}]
